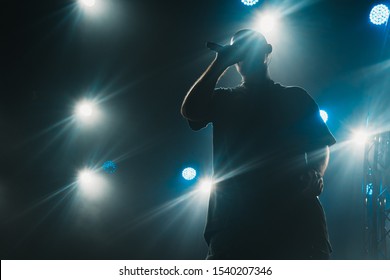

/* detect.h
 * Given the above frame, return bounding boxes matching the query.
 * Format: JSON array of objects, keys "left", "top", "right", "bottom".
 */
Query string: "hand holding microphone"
[
  {"left": 206, "top": 41, "right": 246, "bottom": 68},
  {"left": 206, "top": 42, "right": 225, "bottom": 52}
]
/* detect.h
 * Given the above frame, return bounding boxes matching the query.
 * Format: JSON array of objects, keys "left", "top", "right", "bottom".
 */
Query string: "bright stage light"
[
  {"left": 74, "top": 99, "right": 101, "bottom": 124},
  {"left": 78, "top": 169, "right": 94, "bottom": 187},
  {"left": 241, "top": 0, "right": 259, "bottom": 6},
  {"left": 76, "top": 100, "right": 94, "bottom": 118},
  {"left": 366, "top": 183, "right": 373, "bottom": 196},
  {"left": 79, "top": 0, "right": 96, "bottom": 8},
  {"left": 370, "top": 4, "right": 390, "bottom": 25},
  {"left": 77, "top": 168, "right": 108, "bottom": 199},
  {"left": 255, "top": 11, "right": 280, "bottom": 35},
  {"left": 352, "top": 129, "right": 369, "bottom": 146},
  {"left": 182, "top": 167, "right": 197, "bottom": 181},
  {"left": 320, "top": 110, "right": 328, "bottom": 123},
  {"left": 198, "top": 178, "right": 213, "bottom": 194}
]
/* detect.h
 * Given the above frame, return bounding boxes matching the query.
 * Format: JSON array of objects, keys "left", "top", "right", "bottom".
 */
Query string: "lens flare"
[
  {"left": 74, "top": 99, "right": 101, "bottom": 125},
  {"left": 198, "top": 178, "right": 213, "bottom": 194},
  {"left": 77, "top": 168, "right": 108, "bottom": 199},
  {"left": 352, "top": 129, "right": 369, "bottom": 146}
]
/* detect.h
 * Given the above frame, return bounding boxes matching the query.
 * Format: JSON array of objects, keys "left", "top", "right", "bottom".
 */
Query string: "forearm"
[{"left": 181, "top": 57, "right": 227, "bottom": 121}]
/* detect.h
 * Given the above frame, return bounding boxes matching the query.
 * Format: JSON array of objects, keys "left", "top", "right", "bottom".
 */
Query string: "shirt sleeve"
[{"left": 289, "top": 87, "right": 336, "bottom": 151}]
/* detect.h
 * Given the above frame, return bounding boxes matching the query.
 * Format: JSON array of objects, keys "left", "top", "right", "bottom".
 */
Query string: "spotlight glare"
[
  {"left": 77, "top": 168, "right": 108, "bottom": 199},
  {"left": 79, "top": 0, "right": 96, "bottom": 8},
  {"left": 182, "top": 167, "right": 197, "bottom": 181},
  {"left": 241, "top": 0, "right": 259, "bottom": 6},
  {"left": 76, "top": 100, "right": 93, "bottom": 118},
  {"left": 198, "top": 178, "right": 213, "bottom": 194},
  {"left": 78, "top": 169, "right": 93, "bottom": 184},
  {"left": 370, "top": 4, "right": 390, "bottom": 25},
  {"left": 255, "top": 11, "right": 280, "bottom": 35},
  {"left": 74, "top": 99, "right": 101, "bottom": 124},
  {"left": 353, "top": 130, "right": 369, "bottom": 146},
  {"left": 319, "top": 110, "right": 328, "bottom": 123}
]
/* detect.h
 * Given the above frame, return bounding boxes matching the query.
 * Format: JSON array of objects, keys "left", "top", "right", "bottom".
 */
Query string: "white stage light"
[
  {"left": 74, "top": 99, "right": 100, "bottom": 124},
  {"left": 77, "top": 169, "right": 96, "bottom": 195},
  {"left": 77, "top": 168, "right": 108, "bottom": 199},
  {"left": 79, "top": 0, "right": 96, "bottom": 8},
  {"left": 198, "top": 178, "right": 213, "bottom": 194},
  {"left": 76, "top": 101, "right": 93, "bottom": 117},
  {"left": 78, "top": 169, "right": 93, "bottom": 184},
  {"left": 353, "top": 130, "right": 369, "bottom": 146},
  {"left": 256, "top": 12, "right": 280, "bottom": 34}
]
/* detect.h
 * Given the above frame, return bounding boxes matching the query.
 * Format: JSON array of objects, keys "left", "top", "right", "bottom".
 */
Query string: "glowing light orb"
[
  {"left": 320, "top": 110, "right": 328, "bottom": 123},
  {"left": 77, "top": 169, "right": 97, "bottom": 195},
  {"left": 76, "top": 100, "right": 94, "bottom": 118},
  {"left": 79, "top": 0, "right": 96, "bottom": 8},
  {"left": 182, "top": 167, "right": 197, "bottom": 181},
  {"left": 255, "top": 12, "right": 280, "bottom": 34},
  {"left": 370, "top": 4, "right": 390, "bottom": 25},
  {"left": 366, "top": 183, "right": 373, "bottom": 196},
  {"left": 77, "top": 168, "right": 108, "bottom": 199},
  {"left": 241, "top": 0, "right": 259, "bottom": 6},
  {"left": 103, "top": 161, "right": 117, "bottom": 174},
  {"left": 78, "top": 169, "right": 93, "bottom": 184},
  {"left": 353, "top": 130, "right": 369, "bottom": 146},
  {"left": 198, "top": 178, "right": 213, "bottom": 194}
]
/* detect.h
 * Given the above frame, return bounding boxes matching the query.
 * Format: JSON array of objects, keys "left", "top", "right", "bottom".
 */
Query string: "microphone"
[{"left": 206, "top": 42, "right": 225, "bottom": 52}]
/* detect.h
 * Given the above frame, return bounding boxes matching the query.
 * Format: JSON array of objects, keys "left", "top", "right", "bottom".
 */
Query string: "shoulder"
[
  {"left": 282, "top": 85, "right": 310, "bottom": 99},
  {"left": 280, "top": 85, "right": 318, "bottom": 109}
]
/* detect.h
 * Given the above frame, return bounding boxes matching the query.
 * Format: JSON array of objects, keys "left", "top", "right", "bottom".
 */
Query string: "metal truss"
[{"left": 363, "top": 131, "right": 390, "bottom": 259}]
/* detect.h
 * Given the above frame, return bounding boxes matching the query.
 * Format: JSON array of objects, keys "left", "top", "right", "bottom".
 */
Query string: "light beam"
[{"left": 79, "top": 0, "right": 96, "bottom": 8}]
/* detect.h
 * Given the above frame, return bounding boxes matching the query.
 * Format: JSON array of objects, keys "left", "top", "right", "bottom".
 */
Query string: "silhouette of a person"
[{"left": 181, "top": 29, "right": 336, "bottom": 259}]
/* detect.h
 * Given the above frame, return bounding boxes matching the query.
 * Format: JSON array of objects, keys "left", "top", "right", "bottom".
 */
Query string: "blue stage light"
[
  {"left": 103, "top": 160, "right": 117, "bottom": 174},
  {"left": 182, "top": 167, "right": 197, "bottom": 181},
  {"left": 369, "top": 4, "right": 390, "bottom": 25},
  {"left": 241, "top": 0, "right": 259, "bottom": 7},
  {"left": 366, "top": 183, "right": 373, "bottom": 196},
  {"left": 320, "top": 110, "right": 328, "bottom": 123}
]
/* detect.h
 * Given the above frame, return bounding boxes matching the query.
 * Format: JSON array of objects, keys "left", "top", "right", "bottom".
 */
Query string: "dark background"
[{"left": 1, "top": 0, "right": 390, "bottom": 259}]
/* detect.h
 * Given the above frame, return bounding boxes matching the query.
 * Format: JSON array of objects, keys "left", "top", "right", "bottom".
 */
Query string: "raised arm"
[
  {"left": 181, "top": 57, "right": 226, "bottom": 121},
  {"left": 181, "top": 47, "right": 242, "bottom": 121}
]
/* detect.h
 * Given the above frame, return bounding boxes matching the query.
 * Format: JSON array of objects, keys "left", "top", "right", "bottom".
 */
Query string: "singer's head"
[{"left": 230, "top": 29, "right": 272, "bottom": 82}]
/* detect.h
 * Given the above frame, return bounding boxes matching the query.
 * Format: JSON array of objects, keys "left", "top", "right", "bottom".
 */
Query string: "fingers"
[
  {"left": 215, "top": 45, "right": 245, "bottom": 68},
  {"left": 300, "top": 169, "right": 324, "bottom": 197}
]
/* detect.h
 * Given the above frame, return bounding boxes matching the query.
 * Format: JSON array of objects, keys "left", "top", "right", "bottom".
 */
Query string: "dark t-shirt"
[{"left": 188, "top": 81, "right": 336, "bottom": 258}]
